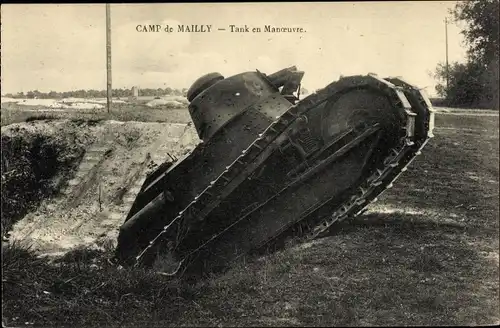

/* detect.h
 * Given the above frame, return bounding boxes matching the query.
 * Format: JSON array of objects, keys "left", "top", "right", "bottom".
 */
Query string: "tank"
[{"left": 114, "top": 66, "right": 435, "bottom": 276}]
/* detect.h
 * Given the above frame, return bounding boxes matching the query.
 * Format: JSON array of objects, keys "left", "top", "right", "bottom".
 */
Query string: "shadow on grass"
[
  {"left": 173, "top": 219, "right": 497, "bottom": 326},
  {"left": 188, "top": 208, "right": 491, "bottom": 286},
  {"left": 24, "top": 114, "right": 59, "bottom": 122},
  {"left": 208, "top": 210, "right": 498, "bottom": 326},
  {"left": 323, "top": 212, "right": 470, "bottom": 237}
]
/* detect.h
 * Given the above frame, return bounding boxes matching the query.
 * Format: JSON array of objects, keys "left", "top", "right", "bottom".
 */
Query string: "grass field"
[
  {"left": 2, "top": 110, "right": 499, "bottom": 327},
  {"left": 2, "top": 98, "right": 497, "bottom": 127}
]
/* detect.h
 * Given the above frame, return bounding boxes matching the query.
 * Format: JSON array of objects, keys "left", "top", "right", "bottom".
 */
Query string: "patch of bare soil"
[
  {"left": 1, "top": 120, "right": 96, "bottom": 237},
  {"left": 3, "top": 119, "right": 199, "bottom": 256}
]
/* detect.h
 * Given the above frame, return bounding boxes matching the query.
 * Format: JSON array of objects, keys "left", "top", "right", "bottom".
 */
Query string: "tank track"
[
  {"left": 241, "top": 78, "right": 435, "bottom": 255},
  {"left": 305, "top": 119, "right": 432, "bottom": 240},
  {"left": 132, "top": 75, "right": 435, "bottom": 273}
]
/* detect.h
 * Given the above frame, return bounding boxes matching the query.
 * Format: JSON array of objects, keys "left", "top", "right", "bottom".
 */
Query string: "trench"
[{"left": 1, "top": 124, "right": 87, "bottom": 238}]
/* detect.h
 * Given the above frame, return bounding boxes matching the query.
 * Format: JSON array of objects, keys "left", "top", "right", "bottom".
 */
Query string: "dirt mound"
[
  {"left": 1, "top": 120, "right": 97, "bottom": 236},
  {"left": 3, "top": 119, "right": 200, "bottom": 256}
]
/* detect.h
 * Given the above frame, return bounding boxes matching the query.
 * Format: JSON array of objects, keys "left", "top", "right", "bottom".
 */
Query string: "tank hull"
[{"left": 114, "top": 68, "right": 434, "bottom": 276}]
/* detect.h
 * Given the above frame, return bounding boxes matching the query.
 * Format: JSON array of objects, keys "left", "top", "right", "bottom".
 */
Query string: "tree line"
[
  {"left": 433, "top": 0, "right": 499, "bottom": 109},
  {"left": 4, "top": 86, "right": 310, "bottom": 100},
  {"left": 3, "top": 87, "right": 189, "bottom": 100}
]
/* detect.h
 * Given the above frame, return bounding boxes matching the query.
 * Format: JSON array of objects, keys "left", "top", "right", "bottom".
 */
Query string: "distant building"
[
  {"left": 132, "top": 86, "right": 139, "bottom": 98},
  {"left": 129, "top": 86, "right": 139, "bottom": 101}
]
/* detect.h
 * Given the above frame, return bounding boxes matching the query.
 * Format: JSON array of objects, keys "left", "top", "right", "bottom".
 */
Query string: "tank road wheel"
[{"left": 320, "top": 88, "right": 404, "bottom": 149}]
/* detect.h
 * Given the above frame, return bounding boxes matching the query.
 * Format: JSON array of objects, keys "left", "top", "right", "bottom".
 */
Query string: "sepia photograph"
[{"left": 1, "top": 2, "right": 499, "bottom": 327}]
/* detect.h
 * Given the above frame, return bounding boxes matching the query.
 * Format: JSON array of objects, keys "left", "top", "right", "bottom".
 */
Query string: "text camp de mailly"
[{"left": 136, "top": 24, "right": 305, "bottom": 33}]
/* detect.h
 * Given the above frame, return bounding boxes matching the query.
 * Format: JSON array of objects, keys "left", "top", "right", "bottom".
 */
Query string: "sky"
[{"left": 1, "top": 2, "right": 468, "bottom": 96}]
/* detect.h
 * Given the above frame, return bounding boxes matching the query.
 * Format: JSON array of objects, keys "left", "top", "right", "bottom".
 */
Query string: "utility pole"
[
  {"left": 106, "top": 3, "right": 112, "bottom": 114},
  {"left": 445, "top": 17, "right": 449, "bottom": 92}
]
